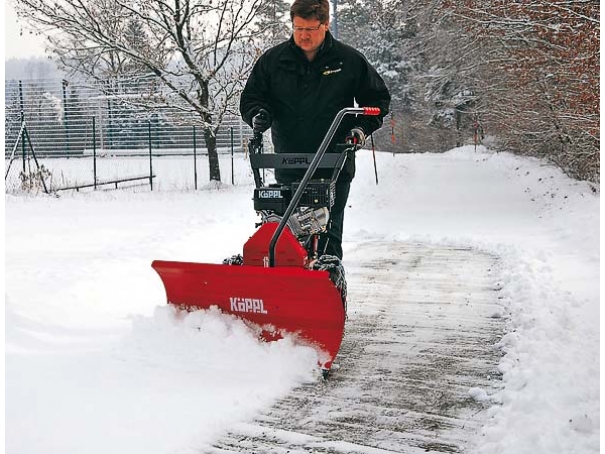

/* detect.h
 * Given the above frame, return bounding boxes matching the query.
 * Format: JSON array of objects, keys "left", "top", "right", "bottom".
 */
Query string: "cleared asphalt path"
[{"left": 206, "top": 241, "right": 506, "bottom": 453}]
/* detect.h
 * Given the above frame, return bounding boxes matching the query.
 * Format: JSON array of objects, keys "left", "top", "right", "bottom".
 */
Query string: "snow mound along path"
[{"left": 205, "top": 241, "right": 506, "bottom": 453}]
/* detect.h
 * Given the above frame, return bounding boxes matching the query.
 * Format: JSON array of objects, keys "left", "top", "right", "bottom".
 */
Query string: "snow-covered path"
[{"left": 5, "top": 147, "right": 599, "bottom": 454}]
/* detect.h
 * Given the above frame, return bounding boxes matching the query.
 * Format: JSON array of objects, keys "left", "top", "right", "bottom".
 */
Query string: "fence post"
[
  {"left": 193, "top": 125, "right": 198, "bottom": 190},
  {"left": 231, "top": 127, "right": 234, "bottom": 185},
  {"left": 148, "top": 120, "right": 154, "bottom": 191},
  {"left": 18, "top": 80, "right": 26, "bottom": 173},
  {"left": 107, "top": 98, "right": 113, "bottom": 149},
  {"left": 153, "top": 113, "right": 160, "bottom": 149},
  {"left": 62, "top": 79, "right": 70, "bottom": 153},
  {"left": 93, "top": 116, "right": 97, "bottom": 190}
]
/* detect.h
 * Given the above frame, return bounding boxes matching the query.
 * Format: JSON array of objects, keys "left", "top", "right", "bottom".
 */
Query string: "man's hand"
[
  {"left": 252, "top": 108, "right": 272, "bottom": 133},
  {"left": 348, "top": 127, "right": 366, "bottom": 148}
]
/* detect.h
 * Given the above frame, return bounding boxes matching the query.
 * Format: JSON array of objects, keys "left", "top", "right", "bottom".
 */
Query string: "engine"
[{"left": 254, "top": 179, "right": 335, "bottom": 241}]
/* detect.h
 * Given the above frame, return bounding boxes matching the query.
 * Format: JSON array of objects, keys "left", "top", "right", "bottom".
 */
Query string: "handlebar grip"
[{"left": 363, "top": 107, "right": 381, "bottom": 116}]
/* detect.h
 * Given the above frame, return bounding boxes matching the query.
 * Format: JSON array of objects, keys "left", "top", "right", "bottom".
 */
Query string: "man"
[{"left": 240, "top": 0, "right": 391, "bottom": 260}]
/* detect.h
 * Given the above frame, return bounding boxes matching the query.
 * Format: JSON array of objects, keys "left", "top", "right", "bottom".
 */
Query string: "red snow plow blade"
[{"left": 151, "top": 259, "right": 345, "bottom": 370}]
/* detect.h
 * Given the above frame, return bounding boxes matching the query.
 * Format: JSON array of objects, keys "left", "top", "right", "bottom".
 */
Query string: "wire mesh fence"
[{"left": 4, "top": 78, "right": 256, "bottom": 193}]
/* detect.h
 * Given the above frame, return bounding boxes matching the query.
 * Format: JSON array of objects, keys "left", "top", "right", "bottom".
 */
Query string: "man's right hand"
[{"left": 252, "top": 108, "right": 272, "bottom": 133}]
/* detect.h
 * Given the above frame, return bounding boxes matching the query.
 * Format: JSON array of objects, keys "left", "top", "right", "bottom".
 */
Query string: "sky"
[
  {"left": 5, "top": 146, "right": 600, "bottom": 454},
  {"left": 5, "top": 0, "right": 48, "bottom": 60}
]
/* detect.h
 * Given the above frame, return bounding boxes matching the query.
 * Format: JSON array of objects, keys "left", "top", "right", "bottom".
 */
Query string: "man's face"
[{"left": 292, "top": 16, "right": 329, "bottom": 55}]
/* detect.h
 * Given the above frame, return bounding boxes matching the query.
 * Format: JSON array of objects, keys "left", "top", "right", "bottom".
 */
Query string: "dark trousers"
[{"left": 320, "top": 180, "right": 351, "bottom": 260}]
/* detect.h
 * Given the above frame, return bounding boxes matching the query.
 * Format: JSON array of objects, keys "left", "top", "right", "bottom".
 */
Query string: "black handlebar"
[{"left": 267, "top": 107, "right": 377, "bottom": 267}]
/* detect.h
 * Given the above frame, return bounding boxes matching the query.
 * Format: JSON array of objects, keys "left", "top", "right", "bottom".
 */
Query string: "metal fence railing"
[
  {"left": 5, "top": 78, "right": 251, "bottom": 156},
  {"left": 5, "top": 78, "right": 258, "bottom": 193}
]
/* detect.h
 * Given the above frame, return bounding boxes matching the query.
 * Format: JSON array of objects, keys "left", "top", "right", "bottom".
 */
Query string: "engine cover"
[{"left": 243, "top": 222, "right": 308, "bottom": 267}]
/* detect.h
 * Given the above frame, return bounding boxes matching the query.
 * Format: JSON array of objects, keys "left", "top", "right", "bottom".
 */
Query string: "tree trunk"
[
  {"left": 455, "top": 108, "right": 463, "bottom": 148},
  {"left": 204, "top": 127, "right": 221, "bottom": 182}
]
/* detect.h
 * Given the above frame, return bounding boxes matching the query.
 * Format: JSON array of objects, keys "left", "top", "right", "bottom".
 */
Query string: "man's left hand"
[{"left": 348, "top": 128, "right": 366, "bottom": 148}]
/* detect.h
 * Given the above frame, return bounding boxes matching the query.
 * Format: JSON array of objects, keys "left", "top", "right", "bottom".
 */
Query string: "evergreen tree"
[{"left": 254, "top": 0, "right": 292, "bottom": 49}]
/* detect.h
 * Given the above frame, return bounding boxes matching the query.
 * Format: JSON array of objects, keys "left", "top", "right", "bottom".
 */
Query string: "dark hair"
[{"left": 290, "top": 0, "right": 330, "bottom": 24}]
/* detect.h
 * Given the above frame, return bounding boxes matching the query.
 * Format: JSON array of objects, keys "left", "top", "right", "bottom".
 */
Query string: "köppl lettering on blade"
[{"left": 230, "top": 297, "right": 268, "bottom": 314}]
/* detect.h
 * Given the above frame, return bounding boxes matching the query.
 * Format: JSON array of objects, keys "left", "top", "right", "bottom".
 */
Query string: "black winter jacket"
[{"left": 240, "top": 32, "right": 391, "bottom": 182}]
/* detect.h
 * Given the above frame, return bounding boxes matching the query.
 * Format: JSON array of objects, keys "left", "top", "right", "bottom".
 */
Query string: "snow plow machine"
[{"left": 152, "top": 107, "right": 380, "bottom": 377}]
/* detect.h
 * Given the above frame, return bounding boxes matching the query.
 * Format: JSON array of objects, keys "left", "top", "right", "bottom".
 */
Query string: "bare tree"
[
  {"left": 440, "top": 0, "right": 599, "bottom": 182},
  {"left": 15, "top": 0, "right": 268, "bottom": 181},
  {"left": 336, "top": 0, "right": 598, "bottom": 182}
]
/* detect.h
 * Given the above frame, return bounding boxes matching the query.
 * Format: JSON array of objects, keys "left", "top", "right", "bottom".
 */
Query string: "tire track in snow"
[{"left": 206, "top": 241, "right": 506, "bottom": 453}]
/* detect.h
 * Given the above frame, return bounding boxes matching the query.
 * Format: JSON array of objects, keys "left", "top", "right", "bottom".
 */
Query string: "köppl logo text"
[{"left": 230, "top": 297, "right": 268, "bottom": 314}]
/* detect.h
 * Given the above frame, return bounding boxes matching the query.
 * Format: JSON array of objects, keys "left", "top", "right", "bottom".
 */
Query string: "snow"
[{"left": 5, "top": 145, "right": 600, "bottom": 453}]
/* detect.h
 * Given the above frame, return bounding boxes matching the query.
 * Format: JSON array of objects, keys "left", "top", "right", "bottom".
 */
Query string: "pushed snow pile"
[
  {"left": 475, "top": 251, "right": 600, "bottom": 454},
  {"left": 126, "top": 305, "right": 320, "bottom": 381},
  {"left": 6, "top": 305, "right": 319, "bottom": 454}
]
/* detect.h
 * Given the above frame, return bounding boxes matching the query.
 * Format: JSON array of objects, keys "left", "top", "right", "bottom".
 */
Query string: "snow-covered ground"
[{"left": 5, "top": 146, "right": 600, "bottom": 453}]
